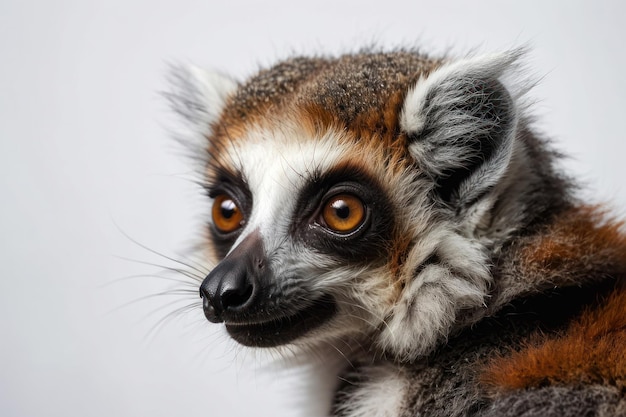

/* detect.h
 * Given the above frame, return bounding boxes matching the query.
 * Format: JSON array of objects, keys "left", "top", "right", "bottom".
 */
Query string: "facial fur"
[{"left": 170, "top": 49, "right": 567, "bottom": 361}]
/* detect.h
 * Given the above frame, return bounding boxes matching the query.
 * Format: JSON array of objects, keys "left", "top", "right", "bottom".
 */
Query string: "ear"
[
  {"left": 400, "top": 52, "right": 522, "bottom": 214},
  {"left": 166, "top": 64, "right": 238, "bottom": 132}
]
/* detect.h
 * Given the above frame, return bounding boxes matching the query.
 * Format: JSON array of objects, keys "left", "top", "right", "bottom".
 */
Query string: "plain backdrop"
[{"left": 1, "top": 1, "right": 625, "bottom": 416}]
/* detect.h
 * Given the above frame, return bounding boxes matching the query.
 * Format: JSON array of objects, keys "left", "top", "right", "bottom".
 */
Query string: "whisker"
[
  {"left": 143, "top": 301, "right": 201, "bottom": 342},
  {"left": 99, "top": 273, "right": 199, "bottom": 289},
  {"left": 324, "top": 341, "right": 355, "bottom": 369},
  {"left": 107, "top": 289, "right": 199, "bottom": 315},
  {"left": 113, "top": 221, "right": 208, "bottom": 276},
  {"left": 114, "top": 255, "right": 204, "bottom": 282},
  {"left": 335, "top": 299, "right": 393, "bottom": 333}
]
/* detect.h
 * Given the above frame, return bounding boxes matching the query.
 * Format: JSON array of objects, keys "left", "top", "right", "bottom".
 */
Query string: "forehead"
[
  {"left": 206, "top": 52, "right": 443, "bottom": 182},
  {"left": 208, "top": 118, "right": 368, "bottom": 192},
  {"left": 208, "top": 94, "right": 421, "bottom": 188},
  {"left": 215, "top": 51, "right": 441, "bottom": 140},
  {"left": 246, "top": 127, "right": 346, "bottom": 190}
]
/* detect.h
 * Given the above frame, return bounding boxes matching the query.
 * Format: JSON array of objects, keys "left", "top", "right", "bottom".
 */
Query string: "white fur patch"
[
  {"left": 190, "top": 66, "right": 238, "bottom": 124},
  {"left": 334, "top": 365, "right": 409, "bottom": 417},
  {"left": 377, "top": 226, "right": 491, "bottom": 360},
  {"left": 168, "top": 64, "right": 238, "bottom": 132}
]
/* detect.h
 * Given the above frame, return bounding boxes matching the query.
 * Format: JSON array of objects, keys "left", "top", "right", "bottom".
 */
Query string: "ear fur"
[
  {"left": 375, "top": 52, "right": 524, "bottom": 362},
  {"left": 400, "top": 51, "right": 522, "bottom": 213},
  {"left": 166, "top": 64, "right": 238, "bottom": 132}
]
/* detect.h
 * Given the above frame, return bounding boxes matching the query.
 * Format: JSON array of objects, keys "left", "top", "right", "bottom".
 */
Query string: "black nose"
[
  {"left": 200, "top": 231, "right": 265, "bottom": 323},
  {"left": 200, "top": 258, "right": 255, "bottom": 323}
]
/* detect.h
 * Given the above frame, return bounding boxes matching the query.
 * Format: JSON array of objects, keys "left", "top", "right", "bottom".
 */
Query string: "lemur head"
[{"left": 171, "top": 50, "right": 531, "bottom": 361}]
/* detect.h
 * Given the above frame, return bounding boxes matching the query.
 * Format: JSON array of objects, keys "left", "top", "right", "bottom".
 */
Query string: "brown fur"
[
  {"left": 481, "top": 206, "right": 626, "bottom": 395},
  {"left": 211, "top": 51, "right": 441, "bottom": 151},
  {"left": 480, "top": 281, "right": 626, "bottom": 394},
  {"left": 521, "top": 206, "right": 626, "bottom": 286}
]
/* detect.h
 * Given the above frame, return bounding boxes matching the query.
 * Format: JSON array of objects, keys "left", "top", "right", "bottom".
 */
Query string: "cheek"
[{"left": 318, "top": 266, "right": 399, "bottom": 336}]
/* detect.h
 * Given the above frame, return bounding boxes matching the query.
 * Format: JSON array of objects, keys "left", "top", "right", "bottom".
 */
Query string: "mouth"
[{"left": 224, "top": 295, "right": 336, "bottom": 347}]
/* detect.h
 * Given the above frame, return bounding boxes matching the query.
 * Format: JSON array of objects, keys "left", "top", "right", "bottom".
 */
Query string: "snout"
[
  {"left": 200, "top": 231, "right": 265, "bottom": 323},
  {"left": 199, "top": 230, "right": 337, "bottom": 347}
]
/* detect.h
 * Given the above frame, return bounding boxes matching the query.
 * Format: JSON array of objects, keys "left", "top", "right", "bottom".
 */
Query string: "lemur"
[{"left": 168, "top": 49, "right": 626, "bottom": 416}]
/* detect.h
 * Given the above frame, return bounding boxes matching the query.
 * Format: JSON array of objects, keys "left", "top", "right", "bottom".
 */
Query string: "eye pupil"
[
  {"left": 220, "top": 200, "right": 237, "bottom": 219},
  {"left": 332, "top": 201, "right": 350, "bottom": 219}
]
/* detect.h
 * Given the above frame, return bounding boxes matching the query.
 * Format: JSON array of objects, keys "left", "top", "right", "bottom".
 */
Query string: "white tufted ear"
[
  {"left": 400, "top": 51, "right": 522, "bottom": 215},
  {"left": 166, "top": 64, "right": 238, "bottom": 133}
]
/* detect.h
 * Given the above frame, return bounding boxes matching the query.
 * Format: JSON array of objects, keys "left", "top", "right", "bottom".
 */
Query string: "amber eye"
[
  {"left": 321, "top": 194, "right": 366, "bottom": 234},
  {"left": 212, "top": 194, "right": 244, "bottom": 233}
]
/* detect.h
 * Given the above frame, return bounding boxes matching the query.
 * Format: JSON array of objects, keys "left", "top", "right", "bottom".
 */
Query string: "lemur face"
[
  {"left": 171, "top": 51, "right": 523, "bottom": 359},
  {"left": 199, "top": 121, "right": 403, "bottom": 348}
]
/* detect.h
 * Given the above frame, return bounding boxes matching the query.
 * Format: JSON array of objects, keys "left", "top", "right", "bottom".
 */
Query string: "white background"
[{"left": 1, "top": 1, "right": 625, "bottom": 416}]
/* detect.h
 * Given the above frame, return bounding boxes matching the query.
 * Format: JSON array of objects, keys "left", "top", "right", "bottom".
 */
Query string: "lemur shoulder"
[{"left": 168, "top": 49, "right": 626, "bottom": 417}]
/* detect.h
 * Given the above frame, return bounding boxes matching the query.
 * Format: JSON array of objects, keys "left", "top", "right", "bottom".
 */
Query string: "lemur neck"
[
  {"left": 475, "top": 127, "right": 626, "bottom": 313},
  {"left": 490, "top": 204, "right": 626, "bottom": 313},
  {"left": 479, "top": 128, "right": 572, "bottom": 249}
]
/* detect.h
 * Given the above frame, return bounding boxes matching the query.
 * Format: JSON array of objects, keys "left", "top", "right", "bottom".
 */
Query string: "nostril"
[
  {"left": 200, "top": 278, "right": 225, "bottom": 323},
  {"left": 221, "top": 283, "right": 254, "bottom": 312}
]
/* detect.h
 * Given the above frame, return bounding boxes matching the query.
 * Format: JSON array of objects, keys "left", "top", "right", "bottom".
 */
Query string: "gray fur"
[
  {"left": 480, "top": 386, "right": 625, "bottom": 417},
  {"left": 334, "top": 283, "right": 620, "bottom": 417},
  {"left": 166, "top": 64, "right": 238, "bottom": 130},
  {"left": 401, "top": 53, "right": 520, "bottom": 211},
  {"left": 220, "top": 50, "right": 440, "bottom": 132}
]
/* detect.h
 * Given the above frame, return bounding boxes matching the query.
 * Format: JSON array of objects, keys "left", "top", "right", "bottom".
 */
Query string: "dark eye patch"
[
  {"left": 293, "top": 162, "right": 395, "bottom": 263},
  {"left": 204, "top": 168, "right": 252, "bottom": 259}
]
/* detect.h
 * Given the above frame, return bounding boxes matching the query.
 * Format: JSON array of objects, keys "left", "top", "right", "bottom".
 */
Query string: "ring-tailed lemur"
[{"left": 168, "top": 49, "right": 626, "bottom": 416}]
